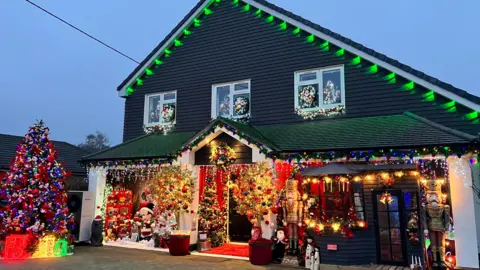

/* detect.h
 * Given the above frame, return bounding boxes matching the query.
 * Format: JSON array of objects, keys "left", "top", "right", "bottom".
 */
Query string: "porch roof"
[
  {"left": 81, "top": 131, "right": 195, "bottom": 161},
  {"left": 81, "top": 112, "right": 476, "bottom": 162}
]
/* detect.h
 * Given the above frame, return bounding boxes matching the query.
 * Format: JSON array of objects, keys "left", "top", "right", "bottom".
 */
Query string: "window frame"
[
  {"left": 211, "top": 79, "right": 251, "bottom": 119},
  {"left": 294, "top": 65, "right": 346, "bottom": 112},
  {"left": 143, "top": 91, "right": 177, "bottom": 127}
]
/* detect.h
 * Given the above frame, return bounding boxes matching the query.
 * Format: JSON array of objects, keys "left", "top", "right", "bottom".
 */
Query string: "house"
[
  {"left": 0, "top": 133, "right": 90, "bottom": 191},
  {"left": 82, "top": 0, "right": 480, "bottom": 268}
]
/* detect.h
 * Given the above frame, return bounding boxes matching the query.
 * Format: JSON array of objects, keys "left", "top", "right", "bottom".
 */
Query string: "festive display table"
[
  {"left": 248, "top": 239, "right": 272, "bottom": 265},
  {"left": 168, "top": 235, "right": 190, "bottom": 256}
]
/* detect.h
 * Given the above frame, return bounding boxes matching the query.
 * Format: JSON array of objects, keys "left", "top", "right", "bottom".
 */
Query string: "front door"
[
  {"left": 228, "top": 190, "right": 252, "bottom": 242},
  {"left": 372, "top": 190, "right": 407, "bottom": 265}
]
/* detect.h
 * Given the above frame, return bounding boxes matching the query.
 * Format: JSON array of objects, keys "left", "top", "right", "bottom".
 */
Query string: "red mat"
[{"left": 202, "top": 243, "right": 249, "bottom": 258}]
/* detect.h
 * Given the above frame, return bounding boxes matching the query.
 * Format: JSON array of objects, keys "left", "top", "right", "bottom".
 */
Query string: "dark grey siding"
[
  {"left": 311, "top": 175, "right": 423, "bottom": 265},
  {"left": 194, "top": 133, "right": 252, "bottom": 165},
  {"left": 123, "top": 1, "right": 480, "bottom": 141}
]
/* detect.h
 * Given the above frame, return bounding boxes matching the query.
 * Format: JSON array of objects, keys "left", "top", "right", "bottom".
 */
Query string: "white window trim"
[
  {"left": 143, "top": 91, "right": 177, "bottom": 127},
  {"left": 294, "top": 65, "right": 345, "bottom": 112},
  {"left": 211, "top": 79, "right": 251, "bottom": 119}
]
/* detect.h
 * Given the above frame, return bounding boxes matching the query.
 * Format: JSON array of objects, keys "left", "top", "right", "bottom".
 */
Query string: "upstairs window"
[
  {"left": 211, "top": 80, "right": 251, "bottom": 120},
  {"left": 143, "top": 91, "right": 176, "bottom": 127},
  {"left": 294, "top": 65, "right": 345, "bottom": 114}
]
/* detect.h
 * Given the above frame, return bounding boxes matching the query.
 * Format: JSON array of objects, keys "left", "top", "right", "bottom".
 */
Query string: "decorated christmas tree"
[
  {"left": 232, "top": 162, "right": 278, "bottom": 226},
  {"left": 0, "top": 121, "right": 74, "bottom": 252},
  {"left": 198, "top": 176, "right": 227, "bottom": 247}
]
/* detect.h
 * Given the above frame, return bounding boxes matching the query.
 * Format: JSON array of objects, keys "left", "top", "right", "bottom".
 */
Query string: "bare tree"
[{"left": 78, "top": 131, "right": 111, "bottom": 153}]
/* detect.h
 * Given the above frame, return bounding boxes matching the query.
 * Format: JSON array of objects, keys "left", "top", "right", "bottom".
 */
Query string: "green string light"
[
  {"left": 335, "top": 48, "right": 345, "bottom": 56},
  {"left": 350, "top": 56, "right": 361, "bottom": 66},
  {"left": 232, "top": 0, "right": 239, "bottom": 4},
  {"left": 402, "top": 81, "right": 415, "bottom": 91},
  {"left": 174, "top": 39, "right": 183, "bottom": 47},
  {"left": 255, "top": 9, "right": 262, "bottom": 17},
  {"left": 319, "top": 40, "right": 329, "bottom": 51},
  {"left": 279, "top": 21, "right": 287, "bottom": 30},
  {"left": 366, "top": 64, "right": 378, "bottom": 74},
  {"left": 306, "top": 34, "right": 315, "bottom": 43},
  {"left": 293, "top": 27, "right": 301, "bottom": 35},
  {"left": 126, "top": 87, "right": 134, "bottom": 95},
  {"left": 183, "top": 29, "right": 192, "bottom": 36},
  {"left": 194, "top": 18, "right": 201, "bottom": 27},
  {"left": 265, "top": 15, "right": 274, "bottom": 23},
  {"left": 145, "top": 68, "right": 153, "bottom": 76},
  {"left": 422, "top": 90, "right": 435, "bottom": 102},
  {"left": 165, "top": 48, "right": 172, "bottom": 55},
  {"left": 465, "top": 111, "right": 479, "bottom": 121},
  {"left": 204, "top": 8, "right": 213, "bottom": 15},
  {"left": 155, "top": 59, "right": 164, "bottom": 65},
  {"left": 136, "top": 78, "right": 144, "bottom": 86},
  {"left": 243, "top": 4, "right": 250, "bottom": 11}
]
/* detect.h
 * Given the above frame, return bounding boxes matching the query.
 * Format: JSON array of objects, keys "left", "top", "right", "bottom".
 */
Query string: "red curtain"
[
  {"left": 198, "top": 166, "right": 206, "bottom": 199},
  {"left": 215, "top": 168, "right": 225, "bottom": 208}
]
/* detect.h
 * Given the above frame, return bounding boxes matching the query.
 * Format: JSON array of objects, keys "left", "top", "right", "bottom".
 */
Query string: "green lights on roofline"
[
  {"left": 335, "top": 48, "right": 344, "bottom": 57},
  {"left": 243, "top": 4, "right": 250, "bottom": 11},
  {"left": 350, "top": 56, "right": 361, "bottom": 66},
  {"left": 465, "top": 111, "right": 479, "bottom": 121},
  {"left": 422, "top": 90, "right": 435, "bottom": 102},
  {"left": 306, "top": 34, "right": 315, "bottom": 43},
  {"left": 293, "top": 27, "right": 301, "bottom": 35},
  {"left": 265, "top": 15, "right": 274, "bottom": 23},
  {"left": 255, "top": 9, "right": 262, "bottom": 17},
  {"left": 402, "top": 81, "right": 415, "bottom": 91},
  {"left": 125, "top": 0, "right": 217, "bottom": 97},
  {"left": 366, "top": 64, "right": 378, "bottom": 74},
  {"left": 279, "top": 21, "right": 287, "bottom": 30}
]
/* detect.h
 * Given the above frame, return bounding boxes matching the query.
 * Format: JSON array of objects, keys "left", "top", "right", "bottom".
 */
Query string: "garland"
[
  {"left": 143, "top": 122, "right": 176, "bottom": 135},
  {"left": 294, "top": 105, "right": 345, "bottom": 119}
]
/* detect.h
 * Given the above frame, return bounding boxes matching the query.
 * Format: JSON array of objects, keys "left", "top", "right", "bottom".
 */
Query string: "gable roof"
[
  {"left": 81, "top": 112, "right": 476, "bottom": 162},
  {"left": 0, "top": 134, "right": 90, "bottom": 174},
  {"left": 117, "top": 0, "right": 480, "bottom": 112}
]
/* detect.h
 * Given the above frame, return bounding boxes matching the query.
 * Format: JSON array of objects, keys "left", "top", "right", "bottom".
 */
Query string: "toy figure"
[
  {"left": 282, "top": 179, "right": 303, "bottom": 255},
  {"left": 272, "top": 228, "right": 288, "bottom": 263},
  {"left": 305, "top": 237, "right": 315, "bottom": 269},
  {"left": 423, "top": 180, "right": 450, "bottom": 269},
  {"left": 137, "top": 203, "right": 155, "bottom": 241},
  {"left": 90, "top": 215, "right": 104, "bottom": 246}
]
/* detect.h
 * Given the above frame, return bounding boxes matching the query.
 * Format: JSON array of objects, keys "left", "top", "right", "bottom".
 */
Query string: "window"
[
  {"left": 318, "top": 180, "right": 366, "bottom": 222},
  {"left": 143, "top": 91, "right": 176, "bottom": 126},
  {"left": 294, "top": 65, "right": 345, "bottom": 111},
  {"left": 211, "top": 80, "right": 251, "bottom": 119}
]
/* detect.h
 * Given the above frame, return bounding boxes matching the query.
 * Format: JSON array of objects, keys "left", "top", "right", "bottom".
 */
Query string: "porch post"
[
  {"left": 447, "top": 156, "right": 480, "bottom": 269},
  {"left": 179, "top": 152, "right": 199, "bottom": 245},
  {"left": 87, "top": 167, "right": 107, "bottom": 218}
]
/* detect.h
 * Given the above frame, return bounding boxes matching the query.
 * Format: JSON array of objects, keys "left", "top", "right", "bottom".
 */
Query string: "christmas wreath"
[
  {"left": 299, "top": 85, "right": 317, "bottom": 108},
  {"left": 234, "top": 96, "right": 249, "bottom": 115},
  {"left": 210, "top": 142, "right": 236, "bottom": 169},
  {"left": 162, "top": 105, "right": 175, "bottom": 122}
]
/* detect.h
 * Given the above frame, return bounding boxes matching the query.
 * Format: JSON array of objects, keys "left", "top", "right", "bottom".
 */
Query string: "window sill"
[
  {"left": 143, "top": 122, "right": 176, "bottom": 134},
  {"left": 295, "top": 105, "right": 345, "bottom": 120}
]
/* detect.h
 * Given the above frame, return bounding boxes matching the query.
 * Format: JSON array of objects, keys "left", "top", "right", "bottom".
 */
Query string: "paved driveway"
[{"left": 0, "top": 246, "right": 298, "bottom": 270}]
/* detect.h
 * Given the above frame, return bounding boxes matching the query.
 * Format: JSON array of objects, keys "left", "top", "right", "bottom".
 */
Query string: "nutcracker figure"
[
  {"left": 423, "top": 180, "right": 450, "bottom": 269},
  {"left": 282, "top": 179, "right": 304, "bottom": 255}
]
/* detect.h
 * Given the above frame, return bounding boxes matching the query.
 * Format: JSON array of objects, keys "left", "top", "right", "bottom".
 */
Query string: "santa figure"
[
  {"left": 272, "top": 228, "right": 288, "bottom": 263},
  {"left": 137, "top": 203, "right": 155, "bottom": 241}
]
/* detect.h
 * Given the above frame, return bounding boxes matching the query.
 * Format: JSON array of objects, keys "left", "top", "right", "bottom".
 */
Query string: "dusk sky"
[{"left": 1, "top": 0, "right": 478, "bottom": 146}]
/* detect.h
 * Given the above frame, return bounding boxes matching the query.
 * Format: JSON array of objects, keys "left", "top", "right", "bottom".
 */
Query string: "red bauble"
[{"left": 181, "top": 186, "right": 188, "bottom": 193}]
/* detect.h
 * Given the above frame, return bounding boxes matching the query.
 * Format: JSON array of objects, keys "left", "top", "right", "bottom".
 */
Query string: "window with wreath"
[
  {"left": 144, "top": 91, "right": 176, "bottom": 127},
  {"left": 318, "top": 180, "right": 366, "bottom": 223},
  {"left": 211, "top": 80, "right": 251, "bottom": 120},
  {"left": 294, "top": 65, "right": 345, "bottom": 117}
]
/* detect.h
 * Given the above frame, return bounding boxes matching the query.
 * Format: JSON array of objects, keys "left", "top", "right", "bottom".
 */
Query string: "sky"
[{"left": 0, "top": 0, "right": 479, "bottom": 146}]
